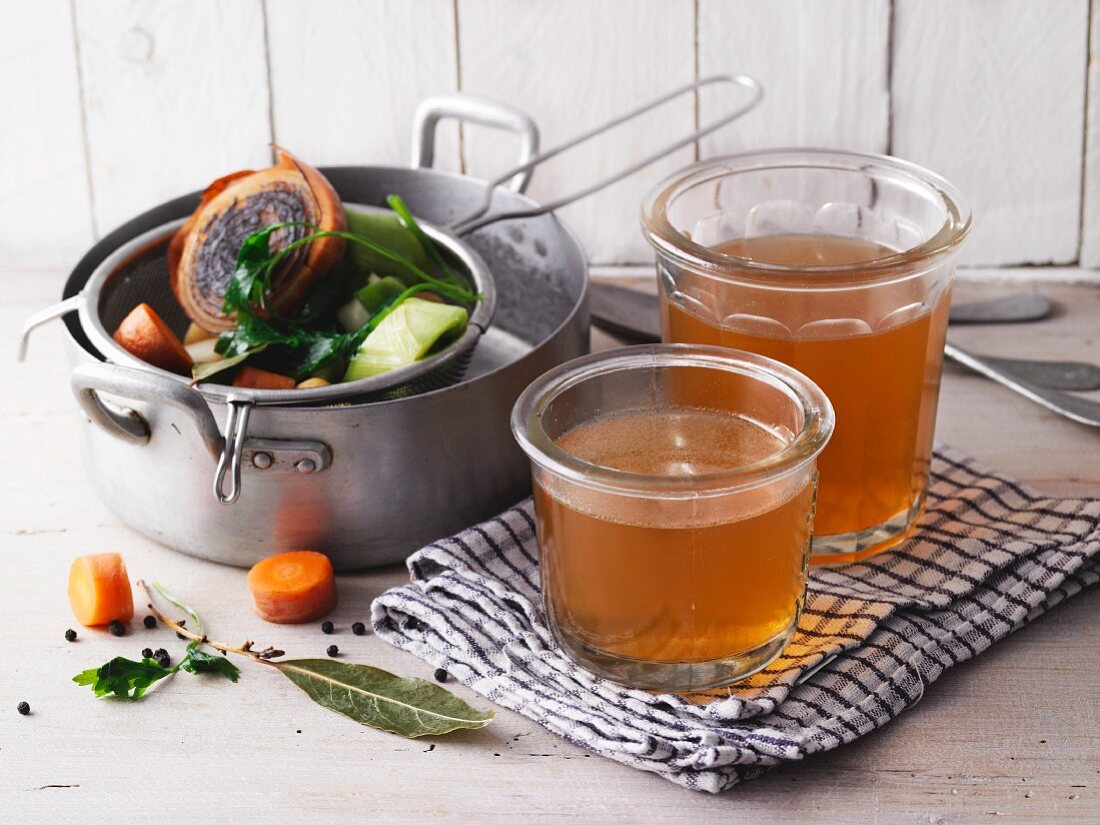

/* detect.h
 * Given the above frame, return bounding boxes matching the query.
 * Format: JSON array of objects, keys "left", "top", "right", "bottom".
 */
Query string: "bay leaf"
[{"left": 274, "top": 659, "right": 493, "bottom": 737}]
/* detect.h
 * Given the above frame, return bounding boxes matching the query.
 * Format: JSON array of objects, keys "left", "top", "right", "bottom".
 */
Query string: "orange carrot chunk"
[
  {"left": 232, "top": 366, "right": 296, "bottom": 390},
  {"left": 68, "top": 553, "right": 135, "bottom": 627},
  {"left": 113, "top": 303, "right": 194, "bottom": 375},
  {"left": 247, "top": 551, "right": 337, "bottom": 624}
]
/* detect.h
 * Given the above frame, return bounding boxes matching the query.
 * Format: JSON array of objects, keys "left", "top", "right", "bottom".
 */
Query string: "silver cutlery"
[
  {"left": 946, "top": 290, "right": 1052, "bottom": 324},
  {"left": 958, "top": 352, "right": 1100, "bottom": 392},
  {"left": 944, "top": 343, "right": 1100, "bottom": 427}
]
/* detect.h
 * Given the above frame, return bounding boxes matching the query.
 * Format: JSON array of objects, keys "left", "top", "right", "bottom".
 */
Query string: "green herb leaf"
[
  {"left": 274, "top": 659, "right": 493, "bottom": 737},
  {"left": 179, "top": 645, "right": 241, "bottom": 683},
  {"left": 344, "top": 208, "right": 430, "bottom": 279},
  {"left": 284, "top": 229, "right": 476, "bottom": 305},
  {"left": 73, "top": 657, "right": 173, "bottom": 700},
  {"left": 217, "top": 319, "right": 294, "bottom": 357},
  {"left": 222, "top": 221, "right": 309, "bottom": 320},
  {"left": 386, "top": 195, "right": 462, "bottom": 286},
  {"left": 151, "top": 580, "right": 204, "bottom": 634}
]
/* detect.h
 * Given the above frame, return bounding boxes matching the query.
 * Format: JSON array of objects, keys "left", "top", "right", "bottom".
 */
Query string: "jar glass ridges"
[{"left": 643, "top": 150, "right": 971, "bottom": 563}]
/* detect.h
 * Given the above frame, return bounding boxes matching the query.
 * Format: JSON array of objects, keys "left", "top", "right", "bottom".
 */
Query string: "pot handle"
[
  {"left": 70, "top": 362, "right": 224, "bottom": 461},
  {"left": 410, "top": 93, "right": 539, "bottom": 193}
]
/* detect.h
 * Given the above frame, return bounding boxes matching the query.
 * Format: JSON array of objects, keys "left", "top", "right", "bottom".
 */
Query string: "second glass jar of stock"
[
  {"left": 511, "top": 344, "right": 833, "bottom": 690},
  {"left": 642, "top": 149, "right": 971, "bottom": 563}
]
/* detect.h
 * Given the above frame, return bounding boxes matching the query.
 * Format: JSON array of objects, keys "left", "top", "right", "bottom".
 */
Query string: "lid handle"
[{"left": 410, "top": 93, "right": 540, "bottom": 193}]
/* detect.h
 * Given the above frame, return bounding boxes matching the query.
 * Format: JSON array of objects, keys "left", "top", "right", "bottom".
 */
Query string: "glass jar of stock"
[
  {"left": 642, "top": 150, "right": 971, "bottom": 563},
  {"left": 511, "top": 344, "right": 833, "bottom": 691}
]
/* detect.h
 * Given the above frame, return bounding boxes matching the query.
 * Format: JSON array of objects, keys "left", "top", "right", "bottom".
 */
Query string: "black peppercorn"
[
  {"left": 154, "top": 648, "right": 170, "bottom": 668},
  {"left": 352, "top": 621, "right": 366, "bottom": 636},
  {"left": 326, "top": 644, "right": 339, "bottom": 657},
  {"left": 108, "top": 620, "right": 125, "bottom": 637},
  {"left": 434, "top": 668, "right": 449, "bottom": 683},
  {"left": 143, "top": 615, "right": 156, "bottom": 629},
  {"left": 141, "top": 648, "right": 154, "bottom": 660},
  {"left": 64, "top": 629, "right": 77, "bottom": 642},
  {"left": 321, "top": 620, "right": 334, "bottom": 635},
  {"left": 17, "top": 701, "right": 30, "bottom": 716}
]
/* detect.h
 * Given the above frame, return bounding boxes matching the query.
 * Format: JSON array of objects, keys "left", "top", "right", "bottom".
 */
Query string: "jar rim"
[
  {"left": 641, "top": 148, "right": 971, "bottom": 286},
  {"left": 510, "top": 344, "right": 834, "bottom": 498}
]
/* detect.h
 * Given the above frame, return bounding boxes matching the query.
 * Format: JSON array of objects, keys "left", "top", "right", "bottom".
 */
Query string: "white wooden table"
[{"left": 1, "top": 270, "right": 1097, "bottom": 824}]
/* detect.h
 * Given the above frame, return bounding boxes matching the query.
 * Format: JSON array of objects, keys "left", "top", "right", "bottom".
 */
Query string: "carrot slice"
[
  {"left": 68, "top": 553, "right": 135, "bottom": 627},
  {"left": 113, "top": 303, "right": 193, "bottom": 375},
  {"left": 247, "top": 551, "right": 337, "bottom": 624},
  {"left": 232, "top": 366, "right": 296, "bottom": 390}
]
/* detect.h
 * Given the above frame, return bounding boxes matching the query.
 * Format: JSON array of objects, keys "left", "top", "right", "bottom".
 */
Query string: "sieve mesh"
[
  {"left": 98, "top": 244, "right": 189, "bottom": 338},
  {"left": 93, "top": 236, "right": 481, "bottom": 401}
]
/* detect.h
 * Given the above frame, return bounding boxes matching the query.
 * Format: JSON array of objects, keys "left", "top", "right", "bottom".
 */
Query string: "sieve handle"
[
  {"left": 410, "top": 94, "right": 540, "bottom": 194},
  {"left": 18, "top": 295, "right": 83, "bottom": 362},
  {"left": 449, "top": 74, "right": 764, "bottom": 235},
  {"left": 71, "top": 362, "right": 225, "bottom": 458}
]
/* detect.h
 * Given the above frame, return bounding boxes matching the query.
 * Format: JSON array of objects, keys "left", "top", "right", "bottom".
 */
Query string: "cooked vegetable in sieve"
[
  {"left": 168, "top": 149, "right": 346, "bottom": 333},
  {"left": 110, "top": 153, "right": 481, "bottom": 390},
  {"left": 344, "top": 298, "right": 469, "bottom": 382},
  {"left": 113, "top": 303, "right": 193, "bottom": 376}
]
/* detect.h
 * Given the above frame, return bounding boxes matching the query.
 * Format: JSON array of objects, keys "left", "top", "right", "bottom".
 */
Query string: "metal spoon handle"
[
  {"left": 449, "top": 75, "right": 764, "bottom": 235},
  {"left": 975, "top": 354, "right": 1100, "bottom": 392},
  {"left": 944, "top": 342, "right": 1100, "bottom": 427},
  {"left": 948, "top": 291, "right": 1052, "bottom": 324}
]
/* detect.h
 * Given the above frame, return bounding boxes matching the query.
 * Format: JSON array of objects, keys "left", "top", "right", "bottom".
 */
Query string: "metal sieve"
[{"left": 69, "top": 205, "right": 495, "bottom": 405}]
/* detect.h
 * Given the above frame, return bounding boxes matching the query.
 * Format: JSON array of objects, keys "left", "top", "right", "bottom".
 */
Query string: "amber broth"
[
  {"left": 660, "top": 234, "right": 949, "bottom": 552},
  {"left": 534, "top": 409, "right": 813, "bottom": 664}
]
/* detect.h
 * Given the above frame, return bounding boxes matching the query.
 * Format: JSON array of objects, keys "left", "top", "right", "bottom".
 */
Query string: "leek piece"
[
  {"left": 185, "top": 338, "right": 223, "bottom": 364},
  {"left": 344, "top": 208, "right": 430, "bottom": 282},
  {"left": 343, "top": 298, "right": 468, "bottom": 382},
  {"left": 355, "top": 276, "right": 405, "bottom": 314},
  {"left": 337, "top": 296, "right": 370, "bottom": 333}
]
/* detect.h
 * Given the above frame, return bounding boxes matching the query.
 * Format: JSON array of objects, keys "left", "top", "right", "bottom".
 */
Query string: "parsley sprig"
[
  {"left": 73, "top": 583, "right": 240, "bottom": 700},
  {"left": 209, "top": 195, "right": 479, "bottom": 381}
]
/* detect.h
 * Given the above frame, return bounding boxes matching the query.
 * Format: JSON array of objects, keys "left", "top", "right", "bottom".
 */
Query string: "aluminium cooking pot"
[
  {"left": 23, "top": 95, "right": 589, "bottom": 569},
  {"left": 21, "top": 78, "right": 762, "bottom": 569}
]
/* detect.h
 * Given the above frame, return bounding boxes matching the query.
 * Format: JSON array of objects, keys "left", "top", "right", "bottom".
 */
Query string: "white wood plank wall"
[{"left": 3, "top": 0, "right": 1097, "bottom": 279}]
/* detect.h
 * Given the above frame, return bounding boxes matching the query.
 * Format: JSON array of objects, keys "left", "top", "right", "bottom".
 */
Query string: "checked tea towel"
[{"left": 371, "top": 447, "right": 1100, "bottom": 793}]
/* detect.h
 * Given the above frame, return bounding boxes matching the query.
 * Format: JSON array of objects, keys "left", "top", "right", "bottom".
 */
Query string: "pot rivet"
[
  {"left": 252, "top": 452, "right": 273, "bottom": 470},
  {"left": 295, "top": 458, "right": 317, "bottom": 474}
]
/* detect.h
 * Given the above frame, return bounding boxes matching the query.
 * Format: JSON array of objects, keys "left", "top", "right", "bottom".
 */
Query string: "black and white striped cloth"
[{"left": 371, "top": 447, "right": 1100, "bottom": 793}]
